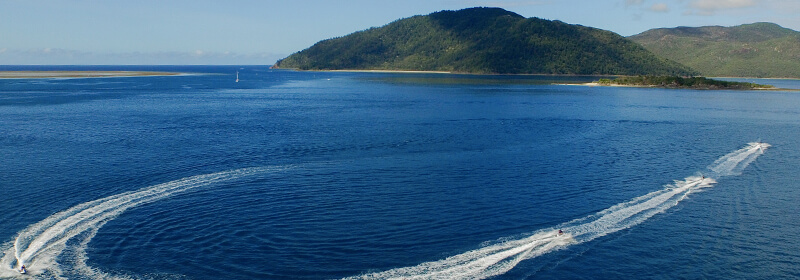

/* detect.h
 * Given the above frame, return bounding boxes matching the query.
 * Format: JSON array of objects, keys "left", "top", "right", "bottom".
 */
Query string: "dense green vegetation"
[
  {"left": 275, "top": 7, "right": 695, "bottom": 75},
  {"left": 629, "top": 23, "right": 800, "bottom": 78},
  {"left": 596, "top": 75, "right": 774, "bottom": 89}
]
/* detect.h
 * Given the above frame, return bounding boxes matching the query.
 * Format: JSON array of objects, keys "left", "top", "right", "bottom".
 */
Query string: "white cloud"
[
  {"left": 650, "top": 3, "right": 670, "bottom": 12},
  {"left": 687, "top": 0, "right": 757, "bottom": 14},
  {"left": 690, "top": 0, "right": 756, "bottom": 9},
  {"left": 625, "top": 0, "right": 645, "bottom": 6}
]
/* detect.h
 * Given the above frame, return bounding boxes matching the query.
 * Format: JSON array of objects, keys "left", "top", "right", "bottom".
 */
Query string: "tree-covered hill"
[
  {"left": 274, "top": 7, "right": 695, "bottom": 75},
  {"left": 630, "top": 22, "right": 800, "bottom": 78}
]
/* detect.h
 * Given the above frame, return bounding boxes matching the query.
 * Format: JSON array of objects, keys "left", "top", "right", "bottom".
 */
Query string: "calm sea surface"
[{"left": 1, "top": 66, "right": 798, "bottom": 279}]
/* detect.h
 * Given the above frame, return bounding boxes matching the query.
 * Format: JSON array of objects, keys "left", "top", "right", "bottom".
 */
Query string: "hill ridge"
[
  {"left": 630, "top": 22, "right": 800, "bottom": 78},
  {"left": 275, "top": 7, "right": 694, "bottom": 76}
]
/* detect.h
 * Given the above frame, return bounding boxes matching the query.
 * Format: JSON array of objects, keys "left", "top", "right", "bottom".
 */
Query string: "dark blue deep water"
[{"left": 1, "top": 66, "right": 798, "bottom": 279}]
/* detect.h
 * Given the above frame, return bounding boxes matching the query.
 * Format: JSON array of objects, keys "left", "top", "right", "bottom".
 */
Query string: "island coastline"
[
  {"left": 327, "top": 69, "right": 453, "bottom": 74},
  {"left": 573, "top": 81, "right": 789, "bottom": 90},
  {"left": 277, "top": 68, "right": 621, "bottom": 78},
  {"left": 576, "top": 76, "right": 790, "bottom": 91}
]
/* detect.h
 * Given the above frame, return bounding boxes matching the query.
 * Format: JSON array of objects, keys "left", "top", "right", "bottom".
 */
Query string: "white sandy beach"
[{"left": 327, "top": 69, "right": 453, "bottom": 74}]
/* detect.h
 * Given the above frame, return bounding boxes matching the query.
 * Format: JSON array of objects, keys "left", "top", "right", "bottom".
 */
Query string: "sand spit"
[{"left": 0, "top": 71, "right": 182, "bottom": 79}]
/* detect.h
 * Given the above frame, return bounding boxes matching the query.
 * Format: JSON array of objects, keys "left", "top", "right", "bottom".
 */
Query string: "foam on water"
[
  {"left": 345, "top": 142, "right": 769, "bottom": 280},
  {"left": 709, "top": 142, "right": 770, "bottom": 177},
  {"left": 0, "top": 166, "right": 293, "bottom": 279},
  {"left": 0, "top": 143, "right": 768, "bottom": 279}
]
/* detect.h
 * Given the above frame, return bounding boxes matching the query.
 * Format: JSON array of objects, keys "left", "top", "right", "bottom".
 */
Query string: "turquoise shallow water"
[{"left": 0, "top": 66, "right": 797, "bottom": 279}]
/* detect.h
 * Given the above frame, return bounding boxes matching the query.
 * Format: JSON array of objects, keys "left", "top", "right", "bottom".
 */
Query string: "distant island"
[
  {"left": 630, "top": 22, "right": 800, "bottom": 78},
  {"left": 591, "top": 75, "right": 775, "bottom": 90},
  {"left": 274, "top": 7, "right": 694, "bottom": 76}
]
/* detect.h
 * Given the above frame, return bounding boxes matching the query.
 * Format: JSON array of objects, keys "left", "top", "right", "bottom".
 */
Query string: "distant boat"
[{"left": 235, "top": 71, "right": 239, "bottom": 83}]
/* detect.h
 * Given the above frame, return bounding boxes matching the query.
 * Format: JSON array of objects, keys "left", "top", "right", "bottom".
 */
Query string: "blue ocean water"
[{"left": 0, "top": 66, "right": 798, "bottom": 279}]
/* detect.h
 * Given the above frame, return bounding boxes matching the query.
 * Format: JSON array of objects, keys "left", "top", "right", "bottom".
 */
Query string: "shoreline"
[
  {"left": 0, "top": 71, "right": 183, "bottom": 79},
  {"left": 292, "top": 68, "right": 800, "bottom": 80},
  {"left": 326, "top": 69, "right": 453, "bottom": 74},
  {"left": 711, "top": 76, "right": 800, "bottom": 81},
  {"left": 572, "top": 82, "right": 793, "bottom": 91},
  {"left": 571, "top": 82, "right": 646, "bottom": 88},
  {"left": 280, "top": 68, "right": 620, "bottom": 77}
]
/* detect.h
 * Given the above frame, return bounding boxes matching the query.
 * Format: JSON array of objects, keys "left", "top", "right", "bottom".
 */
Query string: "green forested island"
[
  {"left": 630, "top": 22, "right": 800, "bottom": 78},
  {"left": 274, "top": 7, "right": 694, "bottom": 75},
  {"left": 595, "top": 76, "right": 774, "bottom": 90}
]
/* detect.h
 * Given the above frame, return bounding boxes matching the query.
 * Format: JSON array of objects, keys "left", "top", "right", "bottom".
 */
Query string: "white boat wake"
[
  {"left": 0, "top": 165, "right": 293, "bottom": 279},
  {"left": 0, "top": 143, "right": 769, "bottom": 279},
  {"left": 345, "top": 142, "right": 770, "bottom": 280}
]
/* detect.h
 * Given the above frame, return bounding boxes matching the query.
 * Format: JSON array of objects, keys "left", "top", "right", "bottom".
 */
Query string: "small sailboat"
[{"left": 235, "top": 71, "right": 239, "bottom": 83}]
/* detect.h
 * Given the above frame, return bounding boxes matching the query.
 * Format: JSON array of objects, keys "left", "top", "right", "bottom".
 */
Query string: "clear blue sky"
[{"left": 2, "top": 0, "right": 798, "bottom": 65}]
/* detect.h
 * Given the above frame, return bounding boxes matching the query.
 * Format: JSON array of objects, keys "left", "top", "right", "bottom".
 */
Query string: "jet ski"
[{"left": 19, "top": 265, "right": 27, "bottom": 274}]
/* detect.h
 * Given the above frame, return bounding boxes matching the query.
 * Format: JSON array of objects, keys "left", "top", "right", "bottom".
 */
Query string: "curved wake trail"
[
  {"left": 1, "top": 165, "right": 292, "bottom": 278},
  {"left": 0, "top": 143, "right": 769, "bottom": 279},
  {"left": 346, "top": 142, "right": 770, "bottom": 280}
]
